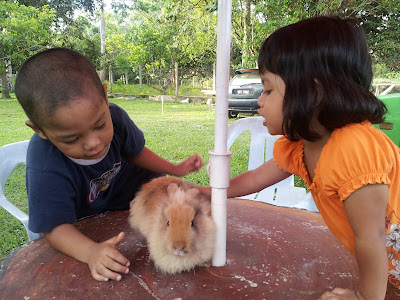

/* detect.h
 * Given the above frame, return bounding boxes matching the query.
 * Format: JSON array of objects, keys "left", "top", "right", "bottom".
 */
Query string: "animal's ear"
[
  {"left": 186, "top": 188, "right": 200, "bottom": 198},
  {"left": 167, "top": 183, "right": 179, "bottom": 196},
  {"left": 197, "top": 200, "right": 212, "bottom": 217}
]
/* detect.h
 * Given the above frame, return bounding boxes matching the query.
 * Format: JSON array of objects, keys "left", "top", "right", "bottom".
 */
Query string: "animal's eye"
[
  {"left": 191, "top": 221, "right": 194, "bottom": 227},
  {"left": 167, "top": 221, "right": 170, "bottom": 226}
]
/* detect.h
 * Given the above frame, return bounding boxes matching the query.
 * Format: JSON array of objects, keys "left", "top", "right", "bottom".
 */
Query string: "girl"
[{"left": 225, "top": 17, "right": 400, "bottom": 299}]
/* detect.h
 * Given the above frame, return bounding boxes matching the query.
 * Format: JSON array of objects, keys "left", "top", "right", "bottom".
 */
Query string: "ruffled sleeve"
[
  {"left": 273, "top": 136, "right": 304, "bottom": 176},
  {"left": 318, "top": 123, "right": 394, "bottom": 201}
]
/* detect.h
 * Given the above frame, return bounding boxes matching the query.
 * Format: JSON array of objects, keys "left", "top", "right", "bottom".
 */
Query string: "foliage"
[
  {"left": 18, "top": 0, "right": 98, "bottom": 22},
  {"left": 109, "top": 83, "right": 161, "bottom": 95},
  {"left": 361, "top": 0, "right": 400, "bottom": 72},
  {"left": 53, "top": 15, "right": 101, "bottom": 68},
  {"left": 0, "top": 1, "right": 55, "bottom": 98}
]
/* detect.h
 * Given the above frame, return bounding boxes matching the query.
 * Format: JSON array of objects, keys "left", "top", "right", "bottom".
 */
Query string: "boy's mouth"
[{"left": 87, "top": 145, "right": 109, "bottom": 160}]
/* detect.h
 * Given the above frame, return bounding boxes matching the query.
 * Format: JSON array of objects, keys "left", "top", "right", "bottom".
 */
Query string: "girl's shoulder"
[
  {"left": 329, "top": 121, "right": 395, "bottom": 153},
  {"left": 318, "top": 122, "right": 398, "bottom": 198}
]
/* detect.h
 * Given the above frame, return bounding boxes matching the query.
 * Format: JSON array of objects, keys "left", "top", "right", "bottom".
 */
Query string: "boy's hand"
[
  {"left": 175, "top": 154, "right": 204, "bottom": 176},
  {"left": 318, "top": 288, "right": 360, "bottom": 300},
  {"left": 87, "top": 232, "right": 130, "bottom": 282}
]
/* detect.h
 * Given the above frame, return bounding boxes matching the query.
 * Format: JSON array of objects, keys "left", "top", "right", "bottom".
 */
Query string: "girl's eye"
[
  {"left": 262, "top": 90, "right": 271, "bottom": 96},
  {"left": 167, "top": 220, "right": 170, "bottom": 226},
  {"left": 191, "top": 220, "right": 194, "bottom": 227}
]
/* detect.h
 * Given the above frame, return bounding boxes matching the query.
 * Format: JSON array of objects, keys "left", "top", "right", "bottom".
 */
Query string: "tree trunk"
[
  {"left": 1, "top": 59, "right": 10, "bottom": 99},
  {"left": 242, "top": 0, "right": 251, "bottom": 67},
  {"left": 139, "top": 65, "right": 142, "bottom": 91},
  {"left": 175, "top": 61, "right": 179, "bottom": 97},
  {"left": 1, "top": 71, "right": 10, "bottom": 99},
  {"left": 213, "top": 62, "right": 216, "bottom": 92},
  {"left": 125, "top": 70, "right": 128, "bottom": 85},
  {"left": 108, "top": 65, "right": 113, "bottom": 93},
  {"left": 99, "top": 0, "right": 106, "bottom": 81}
]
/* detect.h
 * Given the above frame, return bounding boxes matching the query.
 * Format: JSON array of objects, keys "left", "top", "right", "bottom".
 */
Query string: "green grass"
[
  {"left": 0, "top": 94, "right": 252, "bottom": 262},
  {"left": 108, "top": 83, "right": 204, "bottom": 97}
]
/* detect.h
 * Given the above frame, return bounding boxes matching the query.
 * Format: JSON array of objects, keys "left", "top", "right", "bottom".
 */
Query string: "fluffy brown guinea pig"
[{"left": 129, "top": 176, "right": 216, "bottom": 274}]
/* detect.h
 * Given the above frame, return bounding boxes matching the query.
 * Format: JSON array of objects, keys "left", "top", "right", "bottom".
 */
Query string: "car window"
[{"left": 230, "top": 73, "right": 261, "bottom": 86}]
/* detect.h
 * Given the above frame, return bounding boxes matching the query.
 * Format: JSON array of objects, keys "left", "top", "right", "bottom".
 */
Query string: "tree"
[
  {"left": 0, "top": 1, "right": 55, "bottom": 99},
  {"left": 53, "top": 15, "right": 101, "bottom": 68}
]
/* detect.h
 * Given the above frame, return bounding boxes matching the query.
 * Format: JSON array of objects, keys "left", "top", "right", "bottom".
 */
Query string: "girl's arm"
[
  {"left": 44, "top": 224, "right": 130, "bottom": 282},
  {"left": 320, "top": 184, "right": 388, "bottom": 300},
  {"left": 125, "top": 147, "right": 203, "bottom": 177},
  {"left": 195, "top": 158, "right": 291, "bottom": 198},
  {"left": 228, "top": 158, "right": 291, "bottom": 198},
  {"left": 345, "top": 183, "right": 388, "bottom": 299}
]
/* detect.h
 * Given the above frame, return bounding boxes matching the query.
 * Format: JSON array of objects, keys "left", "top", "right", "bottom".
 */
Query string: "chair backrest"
[
  {"left": 227, "top": 117, "right": 318, "bottom": 212},
  {"left": 0, "top": 140, "right": 41, "bottom": 241}
]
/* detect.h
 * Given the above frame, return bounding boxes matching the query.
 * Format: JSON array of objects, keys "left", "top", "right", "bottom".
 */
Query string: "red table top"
[{"left": 1, "top": 199, "right": 399, "bottom": 299}]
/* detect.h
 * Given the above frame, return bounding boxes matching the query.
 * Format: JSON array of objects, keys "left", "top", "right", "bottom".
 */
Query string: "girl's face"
[
  {"left": 257, "top": 71, "right": 286, "bottom": 135},
  {"left": 29, "top": 84, "right": 114, "bottom": 160}
]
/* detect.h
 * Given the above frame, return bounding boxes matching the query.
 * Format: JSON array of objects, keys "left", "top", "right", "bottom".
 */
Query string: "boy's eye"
[
  {"left": 65, "top": 138, "right": 79, "bottom": 145},
  {"left": 96, "top": 123, "right": 106, "bottom": 130}
]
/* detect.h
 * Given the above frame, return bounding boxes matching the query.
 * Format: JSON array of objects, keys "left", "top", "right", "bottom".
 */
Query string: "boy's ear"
[
  {"left": 25, "top": 120, "right": 48, "bottom": 140},
  {"left": 102, "top": 83, "right": 109, "bottom": 105}
]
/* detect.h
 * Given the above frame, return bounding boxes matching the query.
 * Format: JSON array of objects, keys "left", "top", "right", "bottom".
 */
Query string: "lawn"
[{"left": 0, "top": 95, "right": 252, "bottom": 262}]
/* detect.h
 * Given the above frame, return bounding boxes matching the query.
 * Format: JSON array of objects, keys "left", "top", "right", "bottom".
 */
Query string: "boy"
[{"left": 15, "top": 48, "right": 203, "bottom": 282}]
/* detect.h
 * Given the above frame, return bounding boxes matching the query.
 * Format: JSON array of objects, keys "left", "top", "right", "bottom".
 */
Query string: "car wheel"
[{"left": 228, "top": 111, "right": 238, "bottom": 118}]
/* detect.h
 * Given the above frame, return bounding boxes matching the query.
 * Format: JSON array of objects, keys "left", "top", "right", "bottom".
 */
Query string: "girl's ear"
[
  {"left": 314, "top": 78, "right": 323, "bottom": 104},
  {"left": 25, "top": 120, "right": 48, "bottom": 140}
]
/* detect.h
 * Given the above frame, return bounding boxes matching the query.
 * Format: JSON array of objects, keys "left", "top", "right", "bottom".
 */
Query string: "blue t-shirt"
[{"left": 27, "top": 103, "right": 146, "bottom": 233}]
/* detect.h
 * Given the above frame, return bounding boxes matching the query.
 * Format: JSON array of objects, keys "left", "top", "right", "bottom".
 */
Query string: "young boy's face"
[{"left": 27, "top": 84, "right": 114, "bottom": 160}]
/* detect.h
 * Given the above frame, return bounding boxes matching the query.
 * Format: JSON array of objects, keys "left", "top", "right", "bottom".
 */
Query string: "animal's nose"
[{"left": 174, "top": 241, "right": 187, "bottom": 251}]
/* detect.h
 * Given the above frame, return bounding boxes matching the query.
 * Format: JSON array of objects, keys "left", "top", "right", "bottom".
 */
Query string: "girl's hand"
[
  {"left": 318, "top": 288, "right": 360, "bottom": 300},
  {"left": 175, "top": 154, "right": 204, "bottom": 176},
  {"left": 86, "top": 232, "right": 130, "bottom": 282}
]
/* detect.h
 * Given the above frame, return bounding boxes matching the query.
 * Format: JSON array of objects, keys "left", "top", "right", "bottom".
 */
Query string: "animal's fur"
[{"left": 129, "top": 177, "right": 216, "bottom": 274}]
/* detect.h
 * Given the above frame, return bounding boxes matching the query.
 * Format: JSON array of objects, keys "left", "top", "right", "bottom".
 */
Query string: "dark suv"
[{"left": 228, "top": 69, "right": 263, "bottom": 118}]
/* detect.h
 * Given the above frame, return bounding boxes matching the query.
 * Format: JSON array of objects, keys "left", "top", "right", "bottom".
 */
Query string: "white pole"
[{"left": 210, "top": 0, "right": 232, "bottom": 267}]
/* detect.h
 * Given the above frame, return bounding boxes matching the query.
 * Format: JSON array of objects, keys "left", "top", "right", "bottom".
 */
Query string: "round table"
[{"left": 1, "top": 199, "right": 399, "bottom": 299}]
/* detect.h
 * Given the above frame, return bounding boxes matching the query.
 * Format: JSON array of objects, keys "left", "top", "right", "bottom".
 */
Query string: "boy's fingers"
[
  {"left": 104, "top": 257, "right": 129, "bottom": 275},
  {"left": 95, "top": 265, "right": 123, "bottom": 282},
  {"left": 106, "top": 232, "right": 125, "bottom": 247},
  {"left": 91, "top": 269, "right": 110, "bottom": 282},
  {"left": 331, "top": 288, "right": 347, "bottom": 295},
  {"left": 107, "top": 250, "right": 130, "bottom": 273},
  {"left": 106, "top": 243, "right": 130, "bottom": 268}
]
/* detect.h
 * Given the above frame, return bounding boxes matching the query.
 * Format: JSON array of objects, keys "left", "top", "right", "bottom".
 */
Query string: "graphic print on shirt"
[{"left": 88, "top": 162, "right": 122, "bottom": 203}]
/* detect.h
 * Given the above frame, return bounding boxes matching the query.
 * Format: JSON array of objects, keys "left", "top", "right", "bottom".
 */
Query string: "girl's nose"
[{"left": 257, "top": 91, "right": 265, "bottom": 106}]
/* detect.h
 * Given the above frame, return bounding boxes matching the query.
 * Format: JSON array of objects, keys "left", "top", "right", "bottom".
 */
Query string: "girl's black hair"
[
  {"left": 258, "top": 16, "right": 387, "bottom": 141},
  {"left": 15, "top": 48, "right": 106, "bottom": 130}
]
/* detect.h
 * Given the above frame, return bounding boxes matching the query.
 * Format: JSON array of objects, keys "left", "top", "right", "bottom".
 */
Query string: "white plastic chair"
[
  {"left": 0, "top": 140, "right": 41, "bottom": 241},
  {"left": 228, "top": 116, "right": 318, "bottom": 212}
]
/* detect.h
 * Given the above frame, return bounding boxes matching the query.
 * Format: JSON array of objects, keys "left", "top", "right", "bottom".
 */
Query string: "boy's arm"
[
  {"left": 44, "top": 224, "right": 130, "bottom": 282},
  {"left": 126, "top": 146, "right": 203, "bottom": 176},
  {"left": 319, "top": 184, "right": 388, "bottom": 300}
]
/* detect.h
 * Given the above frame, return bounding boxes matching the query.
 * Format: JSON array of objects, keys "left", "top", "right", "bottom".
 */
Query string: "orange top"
[{"left": 273, "top": 122, "right": 400, "bottom": 288}]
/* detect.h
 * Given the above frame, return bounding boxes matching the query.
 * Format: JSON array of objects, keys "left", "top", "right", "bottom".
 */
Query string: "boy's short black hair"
[
  {"left": 15, "top": 48, "right": 106, "bottom": 130},
  {"left": 258, "top": 16, "right": 386, "bottom": 141}
]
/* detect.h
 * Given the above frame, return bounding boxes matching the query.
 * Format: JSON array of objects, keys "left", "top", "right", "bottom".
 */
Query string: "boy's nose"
[{"left": 83, "top": 135, "right": 101, "bottom": 151}]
